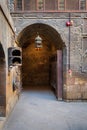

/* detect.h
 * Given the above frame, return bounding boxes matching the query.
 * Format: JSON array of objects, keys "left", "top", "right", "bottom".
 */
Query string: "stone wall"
[
  {"left": 23, "top": 44, "right": 51, "bottom": 86},
  {"left": 0, "top": 2, "right": 21, "bottom": 117},
  {"left": 64, "top": 13, "right": 87, "bottom": 100},
  {"left": 11, "top": 12, "right": 83, "bottom": 71},
  {"left": 63, "top": 71, "right": 87, "bottom": 100},
  {"left": 11, "top": 12, "right": 87, "bottom": 100}
]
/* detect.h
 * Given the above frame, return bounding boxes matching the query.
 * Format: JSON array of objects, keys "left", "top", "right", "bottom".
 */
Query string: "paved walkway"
[{"left": 2, "top": 86, "right": 87, "bottom": 130}]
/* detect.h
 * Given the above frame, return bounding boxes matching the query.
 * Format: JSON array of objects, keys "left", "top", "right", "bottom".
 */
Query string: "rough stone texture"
[
  {"left": 23, "top": 45, "right": 51, "bottom": 86},
  {"left": 0, "top": 117, "right": 6, "bottom": 130},
  {"left": 11, "top": 12, "right": 87, "bottom": 100},
  {"left": 63, "top": 71, "right": 87, "bottom": 100},
  {"left": 6, "top": 66, "right": 22, "bottom": 116},
  {"left": 1, "top": 1, "right": 87, "bottom": 105},
  {"left": 11, "top": 12, "right": 83, "bottom": 71},
  {"left": 0, "top": 2, "right": 21, "bottom": 118}
]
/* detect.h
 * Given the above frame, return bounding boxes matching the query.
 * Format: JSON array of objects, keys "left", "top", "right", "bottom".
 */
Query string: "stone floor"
[
  {"left": 2, "top": 86, "right": 87, "bottom": 130},
  {"left": 0, "top": 117, "right": 6, "bottom": 130}
]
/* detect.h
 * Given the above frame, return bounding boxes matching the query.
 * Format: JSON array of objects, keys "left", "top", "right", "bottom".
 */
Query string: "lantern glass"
[{"left": 35, "top": 35, "right": 42, "bottom": 48}]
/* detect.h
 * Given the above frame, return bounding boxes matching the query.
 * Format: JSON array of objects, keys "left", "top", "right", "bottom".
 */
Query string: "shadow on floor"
[{"left": 22, "top": 86, "right": 57, "bottom": 101}]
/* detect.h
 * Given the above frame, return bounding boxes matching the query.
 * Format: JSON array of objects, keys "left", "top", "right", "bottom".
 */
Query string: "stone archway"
[
  {"left": 17, "top": 23, "right": 66, "bottom": 100},
  {"left": 0, "top": 43, "right": 6, "bottom": 116}
]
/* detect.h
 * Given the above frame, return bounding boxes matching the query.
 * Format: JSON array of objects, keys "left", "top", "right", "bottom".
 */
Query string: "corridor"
[{"left": 2, "top": 86, "right": 87, "bottom": 130}]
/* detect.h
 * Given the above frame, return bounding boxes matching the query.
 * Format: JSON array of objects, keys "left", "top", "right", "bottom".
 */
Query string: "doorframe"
[{"left": 56, "top": 50, "right": 63, "bottom": 100}]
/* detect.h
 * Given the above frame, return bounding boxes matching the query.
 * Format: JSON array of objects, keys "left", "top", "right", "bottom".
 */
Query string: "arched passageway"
[
  {"left": 0, "top": 43, "right": 6, "bottom": 116},
  {"left": 17, "top": 23, "right": 66, "bottom": 100}
]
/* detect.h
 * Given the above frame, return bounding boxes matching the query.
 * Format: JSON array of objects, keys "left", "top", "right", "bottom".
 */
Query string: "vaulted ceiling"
[{"left": 17, "top": 23, "right": 65, "bottom": 50}]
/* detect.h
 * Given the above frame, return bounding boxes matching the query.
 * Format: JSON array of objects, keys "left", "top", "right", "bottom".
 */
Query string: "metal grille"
[
  {"left": 14, "top": 0, "right": 87, "bottom": 12},
  {"left": 80, "top": 0, "right": 86, "bottom": 10},
  {"left": 66, "top": 0, "right": 79, "bottom": 10},
  {"left": 37, "top": 0, "right": 44, "bottom": 10},
  {"left": 59, "top": 0, "right": 65, "bottom": 10},
  {"left": 16, "top": 0, "right": 22, "bottom": 11},
  {"left": 24, "top": 0, "right": 29, "bottom": 10}
]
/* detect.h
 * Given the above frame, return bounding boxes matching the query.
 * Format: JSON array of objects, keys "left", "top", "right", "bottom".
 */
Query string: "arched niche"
[{"left": 17, "top": 23, "right": 66, "bottom": 100}]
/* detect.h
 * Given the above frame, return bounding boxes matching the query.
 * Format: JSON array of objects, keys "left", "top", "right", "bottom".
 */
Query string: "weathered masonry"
[
  {"left": 0, "top": 0, "right": 87, "bottom": 120},
  {"left": 10, "top": 12, "right": 87, "bottom": 101},
  {"left": 10, "top": 0, "right": 87, "bottom": 12},
  {"left": 0, "top": 1, "right": 21, "bottom": 120},
  {"left": 8, "top": 0, "right": 87, "bottom": 101}
]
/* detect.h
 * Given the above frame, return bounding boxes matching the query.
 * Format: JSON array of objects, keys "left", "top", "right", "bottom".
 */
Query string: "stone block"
[
  {"left": 66, "top": 92, "right": 75, "bottom": 100},
  {"left": 82, "top": 92, "right": 87, "bottom": 99},
  {"left": 0, "top": 117, "right": 6, "bottom": 130},
  {"left": 81, "top": 86, "right": 87, "bottom": 92},
  {"left": 77, "top": 92, "right": 81, "bottom": 99},
  {"left": 66, "top": 91, "right": 82, "bottom": 100}
]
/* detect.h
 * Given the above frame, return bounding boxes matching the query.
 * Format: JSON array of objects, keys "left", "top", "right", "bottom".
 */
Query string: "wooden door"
[{"left": 56, "top": 50, "right": 63, "bottom": 100}]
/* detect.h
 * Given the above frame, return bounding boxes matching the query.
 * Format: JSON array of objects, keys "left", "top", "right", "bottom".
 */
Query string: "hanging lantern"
[
  {"left": 66, "top": 20, "right": 73, "bottom": 26},
  {"left": 35, "top": 34, "right": 42, "bottom": 48},
  {"left": 70, "top": 20, "right": 73, "bottom": 26},
  {"left": 66, "top": 21, "right": 71, "bottom": 26}
]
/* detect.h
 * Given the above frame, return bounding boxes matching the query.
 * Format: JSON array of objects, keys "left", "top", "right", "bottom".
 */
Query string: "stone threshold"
[{"left": 0, "top": 117, "right": 6, "bottom": 130}]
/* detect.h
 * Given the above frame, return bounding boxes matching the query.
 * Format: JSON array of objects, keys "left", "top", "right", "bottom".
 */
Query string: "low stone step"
[{"left": 0, "top": 117, "right": 6, "bottom": 130}]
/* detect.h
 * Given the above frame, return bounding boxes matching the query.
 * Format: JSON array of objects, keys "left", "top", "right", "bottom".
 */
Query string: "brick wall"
[{"left": 23, "top": 44, "right": 51, "bottom": 86}]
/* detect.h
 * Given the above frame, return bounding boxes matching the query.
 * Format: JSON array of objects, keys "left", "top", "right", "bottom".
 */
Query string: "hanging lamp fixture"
[{"left": 35, "top": 33, "right": 42, "bottom": 49}]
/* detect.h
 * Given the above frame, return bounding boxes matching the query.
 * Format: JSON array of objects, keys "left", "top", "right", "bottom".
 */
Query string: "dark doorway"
[{"left": 0, "top": 43, "right": 6, "bottom": 116}]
